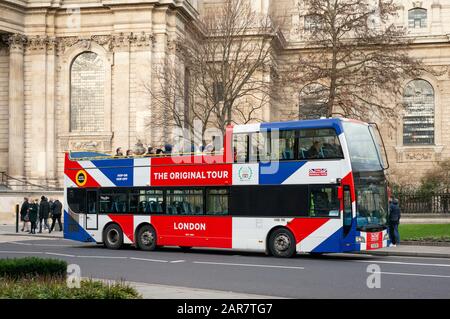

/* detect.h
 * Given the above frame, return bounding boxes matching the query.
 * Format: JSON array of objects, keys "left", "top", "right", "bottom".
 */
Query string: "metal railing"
[
  {"left": 0, "top": 171, "right": 62, "bottom": 191},
  {"left": 398, "top": 192, "right": 450, "bottom": 214}
]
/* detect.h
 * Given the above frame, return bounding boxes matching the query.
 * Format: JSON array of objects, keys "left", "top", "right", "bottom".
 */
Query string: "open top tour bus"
[{"left": 64, "top": 118, "right": 390, "bottom": 257}]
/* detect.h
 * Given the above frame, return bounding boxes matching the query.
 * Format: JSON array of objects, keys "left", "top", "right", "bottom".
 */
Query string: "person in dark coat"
[
  {"left": 28, "top": 199, "right": 39, "bottom": 234},
  {"left": 20, "top": 197, "right": 30, "bottom": 232},
  {"left": 389, "top": 198, "right": 401, "bottom": 247},
  {"left": 39, "top": 196, "right": 50, "bottom": 233},
  {"left": 49, "top": 199, "right": 63, "bottom": 233}
]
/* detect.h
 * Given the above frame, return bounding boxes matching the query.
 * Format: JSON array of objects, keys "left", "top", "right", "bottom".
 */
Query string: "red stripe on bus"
[
  {"left": 287, "top": 218, "right": 330, "bottom": 244},
  {"left": 108, "top": 214, "right": 134, "bottom": 243}
]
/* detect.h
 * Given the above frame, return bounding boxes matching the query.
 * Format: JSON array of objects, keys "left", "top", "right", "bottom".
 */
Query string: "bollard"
[{"left": 15, "top": 204, "right": 19, "bottom": 233}]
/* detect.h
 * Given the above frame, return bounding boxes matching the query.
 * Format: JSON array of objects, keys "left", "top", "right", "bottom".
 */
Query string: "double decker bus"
[{"left": 64, "top": 118, "right": 390, "bottom": 258}]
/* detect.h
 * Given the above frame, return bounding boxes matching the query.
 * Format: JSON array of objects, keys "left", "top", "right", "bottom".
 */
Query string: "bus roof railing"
[{"left": 67, "top": 150, "right": 224, "bottom": 161}]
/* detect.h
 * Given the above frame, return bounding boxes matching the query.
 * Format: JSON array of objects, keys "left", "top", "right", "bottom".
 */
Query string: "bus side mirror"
[{"left": 337, "top": 186, "right": 343, "bottom": 200}]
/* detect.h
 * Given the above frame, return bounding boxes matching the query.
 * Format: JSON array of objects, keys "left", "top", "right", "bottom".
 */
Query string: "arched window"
[
  {"left": 408, "top": 8, "right": 427, "bottom": 29},
  {"left": 70, "top": 52, "right": 105, "bottom": 132},
  {"left": 403, "top": 79, "right": 434, "bottom": 145},
  {"left": 299, "top": 83, "right": 329, "bottom": 119}
]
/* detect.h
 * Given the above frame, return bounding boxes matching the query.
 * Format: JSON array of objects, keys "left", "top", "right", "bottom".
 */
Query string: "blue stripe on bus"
[
  {"left": 259, "top": 161, "right": 306, "bottom": 185},
  {"left": 63, "top": 211, "right": 95, "bottom": 243},
  {"left": 260, "top": 119, "right": 343, "bottom": 135},
  {"left": 311, "top": 227, "right": 343, "bottom": 253},
  {"left": 91, "top": 159, "right": 134, "bottom": 187}
]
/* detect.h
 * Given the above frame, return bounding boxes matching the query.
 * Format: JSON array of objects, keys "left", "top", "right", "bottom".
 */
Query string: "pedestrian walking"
[
  {"left": 49, "top": 198, "right": 63, "bottom": 233},
  {"left": 389, "top": 198, "right": 401, "bottom": 247},
  {"left": 38, "top": 196, "right": 50, "bottom": 233},
  {"left": 28, "top": 199, "right": 39, "bottom": 234},
  {"left": 20, "top": 197, "right": 30, "bottom": 232}
]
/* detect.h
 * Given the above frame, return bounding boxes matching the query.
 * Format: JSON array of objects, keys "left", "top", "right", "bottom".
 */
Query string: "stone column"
[
  {"left": 112, "top": 33, "right": 131, "bottom": 150},
  {"left": 7, "top": 34, "right": 26, "bottom": 179},
  {"left": 46, "top": 38, "right": 57, "bottom": 185},
  {"left": 27, "top": 36, "right": 48, "bottom": 181}
]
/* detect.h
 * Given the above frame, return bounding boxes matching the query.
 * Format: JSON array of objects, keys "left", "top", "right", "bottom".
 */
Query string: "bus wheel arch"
[
  {"left": 267, "top": 226, "right": 297, "bottom": 258},
  {"left": 135, "top": 223, "right": 157, "bottom": 251},
  {"left": 103, "top": 222, "right": 124, "bottom": 250}
]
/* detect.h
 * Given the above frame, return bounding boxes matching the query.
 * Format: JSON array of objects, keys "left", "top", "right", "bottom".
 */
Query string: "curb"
[
  {"left": 0, "top": 232, "right": 63, "bottom": 240},
  {"left": 354, "top": 251, "right": 450, "bottom": 259}
]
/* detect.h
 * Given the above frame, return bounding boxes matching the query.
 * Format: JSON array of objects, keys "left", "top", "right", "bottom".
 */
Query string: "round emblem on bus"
[
  {"left": 238, "top": 166, "right": 253, "bottom": 181},
  {"left": 75, "top": 170, "right": 87, "bottom": 186}
]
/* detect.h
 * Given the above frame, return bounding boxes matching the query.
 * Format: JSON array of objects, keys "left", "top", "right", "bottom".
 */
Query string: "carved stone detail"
[{"left": 4, "top": 34, "right": 27, "bottom": 51}]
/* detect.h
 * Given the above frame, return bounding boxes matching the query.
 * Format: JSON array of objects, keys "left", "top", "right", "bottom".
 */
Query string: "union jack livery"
[{"left": 64, "top": 118, "right": 390, "bottom": 257}]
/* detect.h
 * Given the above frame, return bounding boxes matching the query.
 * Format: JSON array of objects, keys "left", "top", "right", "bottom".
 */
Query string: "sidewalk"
[
  {"left": 0, "top": 224, "right": 63, "bottom": 239},
  {"left": 91, "top": 278, "right": 283, "bottom": 299},
  {"left": 357, "top": 245, "right": 450, "bottom": 259}
]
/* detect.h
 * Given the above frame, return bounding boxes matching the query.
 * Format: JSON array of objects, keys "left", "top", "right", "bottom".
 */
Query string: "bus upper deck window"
[{"left": 298, "top": 129, "right": 343, "bottom": 160}]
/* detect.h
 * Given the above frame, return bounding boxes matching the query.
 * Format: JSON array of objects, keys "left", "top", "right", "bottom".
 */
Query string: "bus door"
[
  {"left": 341, "top": 185, "right": 354, "bottom": 248},
  {"left": 86, "top": 190, "right": 98, "bottom": 230}
]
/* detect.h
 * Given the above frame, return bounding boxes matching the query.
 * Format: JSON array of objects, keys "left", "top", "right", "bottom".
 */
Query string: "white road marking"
[
  {"left": 11, "top": 242, "right": 74, "bottom": 247},
  {"left": 170, "top": 260, "right": 185, "bottom": 263},
  {"left": 130, "top": 257, "right": 169, "bottom": 263},
  {"left": 355, "top": 260, "right": 450, "bottom": 268},
  {"left": 77, "top": 255, "right": 128, "bottom": 259},
  {"left": 193, "top": 261, "right": 304, "bottom": 270},
  {"left": 0, "top": 250, "right": 43, "bottom": 254},
  {"left": 45, "top": 252, "right": 75, "bottom": 257},
  {"left": 377, "top": 271, "right": 450, "bottom": 279}
]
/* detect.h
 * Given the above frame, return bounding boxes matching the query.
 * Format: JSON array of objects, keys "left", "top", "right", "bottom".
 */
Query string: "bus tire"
[
  {"left": 269, "top": 228, "right": 296, "bottom": 258},
  {"left": 136, "top": 225, "right": 157, "bottom": 251},
  {"left": 103, "top": 224, "right": 124, "bottom": 250}
]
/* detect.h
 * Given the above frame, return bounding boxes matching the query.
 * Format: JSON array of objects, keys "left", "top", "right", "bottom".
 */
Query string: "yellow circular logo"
[{"left": 75, "top": 170, "right": 87, "bottom": 187}]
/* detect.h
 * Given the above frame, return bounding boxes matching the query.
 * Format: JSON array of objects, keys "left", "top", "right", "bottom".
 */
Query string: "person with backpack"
[
  {"left": 389, "top": 198, "right": 401, "bottom": 247},
  {"left": 38, "top": 196, "right": 50, "bottom": 233},
  {"left": 28, "top": 199, "right": 39, "bottom": 234},
  {"left": 20, "top": 197, "right": 30, "bottom": 232},
  {"left": 49, "top": 199, "right": 63, "bottom": 233}
]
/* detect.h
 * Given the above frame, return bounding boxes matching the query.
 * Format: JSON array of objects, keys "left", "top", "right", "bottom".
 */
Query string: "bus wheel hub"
[
  {"left": 275, "top": 234, "right": 290, "bottom": 251},
  {"left": 141, "top": 231, "right": 154, "bottom": 246}
]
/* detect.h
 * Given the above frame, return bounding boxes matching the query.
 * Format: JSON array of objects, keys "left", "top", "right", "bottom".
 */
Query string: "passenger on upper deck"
[
  {"left": 308, "top": 141, "right": 322, "bottom": 159},
  {"left": 115, "top": 147, "right": 124, "bottom": 158},
  {"left": 126, "top": 149, "right": 134, "bottom": 157}
]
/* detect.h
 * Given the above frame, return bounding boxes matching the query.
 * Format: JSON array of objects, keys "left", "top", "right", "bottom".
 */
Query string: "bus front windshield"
[
  {"left": 354, "top": 175, "right": 388, "bottom": 231},
  {"left": 342, "top": 122, "right": 383, "bottom": 171}
]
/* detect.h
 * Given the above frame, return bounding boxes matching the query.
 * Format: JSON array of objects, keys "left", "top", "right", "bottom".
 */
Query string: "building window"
[
  {"left": 304, "top": 15, "right": 322, "bottom": 33},
  {"left": 408, "top": 8, "right": 427, "bottom": 29},
  {"left": 299, "top": 83, "right": 329, "bottom": 119},
  {"left": 70, "top": 52, "right": 105, "bottom": 132},
  {"left": 403, "top": 79, "right": 434, "bottom": 145}
]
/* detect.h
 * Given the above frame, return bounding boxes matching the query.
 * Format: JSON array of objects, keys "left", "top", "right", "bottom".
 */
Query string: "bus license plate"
[{"left": 371, "top": 243, "right": 379, "bottom": 249}]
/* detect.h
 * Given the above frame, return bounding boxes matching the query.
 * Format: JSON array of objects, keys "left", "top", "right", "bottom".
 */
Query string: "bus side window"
[
  {"left": 309, "top": 186, "right": 340, "bottom": 217},
  {"left": 68, "top": 188, "right": 86, "bottom": 214},
  {"left": 233, "top": 133, "right": 249, "bottom": 163},
  {"left": 343, "top": 186, "right": 352, "bottom": 233}
]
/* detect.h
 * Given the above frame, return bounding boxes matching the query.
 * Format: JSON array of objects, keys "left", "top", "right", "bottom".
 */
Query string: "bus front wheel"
[
  {"left": 136, "top": 225, "right": 157, "bottom": 251},
  {"left": 269, "top": 228, "right": 296, "bottom": 258},
  {"left": 103, "top": 224, "right": 124, "bottom": 250}
]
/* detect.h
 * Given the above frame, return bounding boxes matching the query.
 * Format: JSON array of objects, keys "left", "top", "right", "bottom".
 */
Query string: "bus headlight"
[{"left": 356, "top": 236, "right": 365, "bottom": 243}]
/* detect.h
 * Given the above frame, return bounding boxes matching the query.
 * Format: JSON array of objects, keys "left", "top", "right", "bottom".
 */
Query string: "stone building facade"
[{"left": 0, "top": 0, "right": 449, "bottom": 188}]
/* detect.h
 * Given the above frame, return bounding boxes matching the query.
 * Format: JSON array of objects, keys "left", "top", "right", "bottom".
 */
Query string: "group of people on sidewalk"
[{"left": 19, "top": 197, "right": 63, "bottom": 234}]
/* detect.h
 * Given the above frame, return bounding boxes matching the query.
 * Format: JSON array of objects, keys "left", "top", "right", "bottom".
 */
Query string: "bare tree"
[
  {"left": 292, "top": 0, "right": 426, "bottom": 121},
  {"left": 147, "top": 0, "right": 282, "bottom": 140}
]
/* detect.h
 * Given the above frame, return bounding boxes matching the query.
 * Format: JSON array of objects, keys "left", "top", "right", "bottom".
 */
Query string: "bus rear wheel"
[
  {"left": 104, "top": 224, "right": 124, "bottom": 250},
  {"left": 269, "top": 228, "right": 296, "bottom": 258},
  {"left": 136, "top": 225, "right": 157, "bottom": 251}
]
